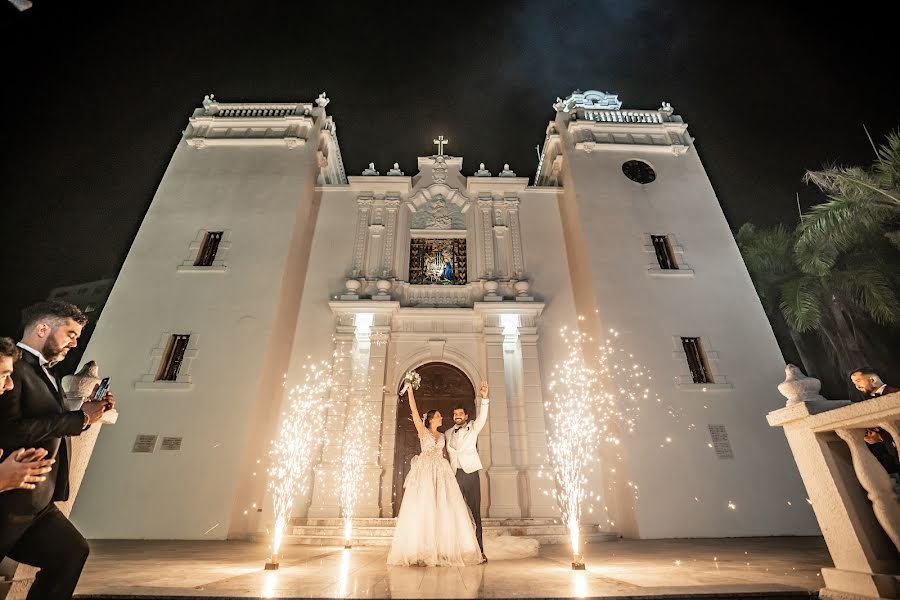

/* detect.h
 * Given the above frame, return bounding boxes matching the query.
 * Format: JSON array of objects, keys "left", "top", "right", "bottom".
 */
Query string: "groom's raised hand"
[{"left": 479, "top": 381, "right": 489, "bottom": 399}]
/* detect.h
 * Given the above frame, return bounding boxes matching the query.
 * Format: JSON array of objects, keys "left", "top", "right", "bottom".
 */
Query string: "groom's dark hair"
[{"left": 452, "top": 405, "right": 469, "bottom": 417}]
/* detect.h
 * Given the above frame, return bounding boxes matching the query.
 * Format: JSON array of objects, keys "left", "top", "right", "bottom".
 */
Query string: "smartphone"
[{"left": 93, "top": 377, "right": 110, "bottom": 401}]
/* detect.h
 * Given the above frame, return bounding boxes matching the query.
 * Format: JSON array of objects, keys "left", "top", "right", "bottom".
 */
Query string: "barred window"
[
  {"left": 194, "top": 231, "right": 223, "bottom": 267},
  {"left": 651, "top": 235, "right": 678, "bottom": 270},
  {"left": 156, "top": 334, "right": 190, "bottom": 382},
  {"left": 682, "top": 337, "right": 713, "bottom": 384}
]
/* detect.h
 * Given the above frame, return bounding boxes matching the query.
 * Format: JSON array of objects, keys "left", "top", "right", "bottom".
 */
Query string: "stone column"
[
  {"left": 366, "top": 224, "right": 385, "bottom": 280},
  {"left": 353, "top": 323, "right": 386, "bottom": 518},
  {"left": 484, "top": 328, "right": 521, "bottom": 518},
  {"left": 307, "top": 334, "right": 353, "bottom": 517},
  {"left": 478, "top": 197, "right": 495, "bottom": 279},
  {"left": 493, "top": 225, "right": 509, "bottom": 281},
  {"left": 505, "top": 198, "right": 524, "bottom": 280},
  {"left": 377, "top": 329, "right": 399, "bottom": 518},
  {"left": 381, "top": 198, "right": 400, "bottom": 279},
  {"left": 350, "top": 197, "right": 372, "bottom": 278},
  {"left": 518, "top": 329, "right": 557, "bottom": 517}
]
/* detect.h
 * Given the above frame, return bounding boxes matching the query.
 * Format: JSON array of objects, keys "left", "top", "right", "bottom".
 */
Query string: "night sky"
[{"left": 1, "top": 1, "right": 896, "bottom": 339}]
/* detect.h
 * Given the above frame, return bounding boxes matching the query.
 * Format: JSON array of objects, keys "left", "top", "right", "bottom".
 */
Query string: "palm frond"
[
  {"left": 795, "top": 197, "right": 897, "bottom": 275},
  {"left": 872, "top": 130, "right": 900, "bottom": 187},
  {"left": 779, "top": 276, "right": 824, "bottom": 332},
  {"left": 803, "top": 165, "right": 900, "bottom": 206},
  {"left": 832, "top": 261, "right": 900, "bottom": 326}
]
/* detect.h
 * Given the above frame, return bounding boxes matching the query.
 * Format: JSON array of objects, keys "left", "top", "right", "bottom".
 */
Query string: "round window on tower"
[{"left": 622, "top": 160, "right": 656, "bottom": 184}]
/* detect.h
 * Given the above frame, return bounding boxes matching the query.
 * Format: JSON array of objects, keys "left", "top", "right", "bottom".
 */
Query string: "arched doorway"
[{"left": 391, "top": 362, "right": 476, "bottom": 517}]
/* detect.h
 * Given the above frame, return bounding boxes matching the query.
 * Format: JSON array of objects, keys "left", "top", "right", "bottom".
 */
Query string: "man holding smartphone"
[{"left": 0, "top": 302, "right": 115, "bottom": 600}]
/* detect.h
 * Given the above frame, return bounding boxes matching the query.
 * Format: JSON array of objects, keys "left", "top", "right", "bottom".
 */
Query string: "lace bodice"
[{"left": 419, "top": 432, "right": 445, "bottom": 457}]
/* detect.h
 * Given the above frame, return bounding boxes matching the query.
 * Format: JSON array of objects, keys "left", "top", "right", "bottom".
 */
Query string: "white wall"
[
  {"left": 562, "top": 138, "right": 819, "bottom": 537},
  {"left": 72, "top": 136, "right": 320, "bottom": 539}
]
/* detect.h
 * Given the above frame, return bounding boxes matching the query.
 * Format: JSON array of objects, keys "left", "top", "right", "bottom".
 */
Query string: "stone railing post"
[{"left": 768, "top": 365, "right": 900, "bottom": 600}]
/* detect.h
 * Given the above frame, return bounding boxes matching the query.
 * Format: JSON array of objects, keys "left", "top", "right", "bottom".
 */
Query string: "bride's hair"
[{"left": 423, "top": 409, "right": 440, "bottom": 429}]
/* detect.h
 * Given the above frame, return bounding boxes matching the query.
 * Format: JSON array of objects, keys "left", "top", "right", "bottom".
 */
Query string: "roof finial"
[{"left": 433, "top": 135, "right": 449, "bottom": 157}]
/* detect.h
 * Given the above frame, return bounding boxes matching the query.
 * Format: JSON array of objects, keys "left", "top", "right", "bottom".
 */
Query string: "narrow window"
[
  {"left": 681, "top": 337, "right": 713, "bottom": 384},
  {"left": 156, "top": 334, "right": 190, "bottom": 382},
  {"left": 194, "top": 231, "right": 223, "bottom": 267},
  {"left": 651, "top": 235, "right": 678, "bottom": 270}
]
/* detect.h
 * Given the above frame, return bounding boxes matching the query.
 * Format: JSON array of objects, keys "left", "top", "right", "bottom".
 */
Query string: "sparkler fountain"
[
  {"left": 546, "top": 325, "right": 648, "bottom": 570},
  {"left": 546, "top": 327, "right": 598, "bottom": 569},
  {"left": 339, "top": 431, "right": 366, "bottom": 548},
  {"left": 264, "top": 361, "right": 333, "bottom": 569}
]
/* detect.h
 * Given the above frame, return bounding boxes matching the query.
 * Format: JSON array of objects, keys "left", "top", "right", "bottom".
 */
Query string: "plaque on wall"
[{"left": 409, "top": 238, "right": 467, "bottom": 285}]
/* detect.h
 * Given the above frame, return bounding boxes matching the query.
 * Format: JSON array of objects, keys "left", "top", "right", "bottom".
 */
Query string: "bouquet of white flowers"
[{"left": 403, "top": 370, "right": 421, "bottom": 391}]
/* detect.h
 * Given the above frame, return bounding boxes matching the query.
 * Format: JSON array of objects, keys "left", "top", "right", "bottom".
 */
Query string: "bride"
[{"left": 386, "top": 375, "right": 484, "bottom": 567}]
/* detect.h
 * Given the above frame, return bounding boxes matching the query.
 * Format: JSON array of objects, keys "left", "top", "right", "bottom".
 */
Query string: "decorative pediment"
[{"left": 408, "top": 183, "right": 469, "bottom": 230}]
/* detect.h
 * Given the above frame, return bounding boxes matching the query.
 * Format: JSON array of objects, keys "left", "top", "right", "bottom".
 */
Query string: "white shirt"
[
  {"left": 16, "top": 342, "right": 59, "bottom": 391},
  {"left": 874, "top": 384, "right": 887, "bottom": 396},
  {"left": 445, "top": 397, "right": 489, "bottom": 474}
]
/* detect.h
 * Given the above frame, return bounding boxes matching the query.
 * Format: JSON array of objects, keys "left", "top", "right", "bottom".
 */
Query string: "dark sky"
[{"left": 1, "top": 1, "right": 896, "bottom": 339}]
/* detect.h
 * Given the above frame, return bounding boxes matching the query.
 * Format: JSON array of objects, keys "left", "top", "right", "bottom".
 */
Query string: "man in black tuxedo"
[
  {"left": 0, "top": 302, "right": 114, "bottom": 600},
  {"left": 849, "top": 366, "right": 900, "bottom": 477},
  {"left": 849, "top": 366, "right": 900, "bottom": 400}
]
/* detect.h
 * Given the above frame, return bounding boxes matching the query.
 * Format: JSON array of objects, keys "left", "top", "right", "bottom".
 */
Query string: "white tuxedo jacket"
[{"left": 445, "top": 397, "right": 489, "bottom": 474}]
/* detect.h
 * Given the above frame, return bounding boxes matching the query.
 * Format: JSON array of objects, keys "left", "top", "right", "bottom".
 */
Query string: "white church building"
[{"left": 71, "top": 90, "right": 818, "bottom": 541}]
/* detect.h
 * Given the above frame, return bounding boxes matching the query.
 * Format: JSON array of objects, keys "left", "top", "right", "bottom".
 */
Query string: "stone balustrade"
[
  {"left": 398, "top": 282, "right": 477, "bottom": 307},
  {"left": 768, "top": 371, "right": 900, "bottom": 600},
  {"left": 582, "top": 109, "right": 668, "bottom": 124},
  {"left": 214, "top": 106, "right": 301, "bottom": 118}
]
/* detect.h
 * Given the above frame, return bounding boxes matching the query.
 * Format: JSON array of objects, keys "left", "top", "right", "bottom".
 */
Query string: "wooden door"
[{"left": 391, "top": 362, "right": 475, "bottom": 516}]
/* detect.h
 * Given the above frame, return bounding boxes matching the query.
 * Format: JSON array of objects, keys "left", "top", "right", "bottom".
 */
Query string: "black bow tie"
[{"left": 455, "top": 425, "right": 465, "bottom": 432}]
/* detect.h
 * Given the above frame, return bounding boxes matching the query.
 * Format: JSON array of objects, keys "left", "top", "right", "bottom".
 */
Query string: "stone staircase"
[{"left": 278, "top": 517, "right": 618, "bottom": 547}]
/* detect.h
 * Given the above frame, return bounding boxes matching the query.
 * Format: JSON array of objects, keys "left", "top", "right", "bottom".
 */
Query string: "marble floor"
[{"left": 74, "top": 537, "right": 830, "bottom": 599}]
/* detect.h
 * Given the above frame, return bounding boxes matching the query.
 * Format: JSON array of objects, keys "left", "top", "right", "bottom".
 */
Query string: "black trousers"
[
  {"left": 455, "top": 469, "right": 483, "bottom": 552},
  {"left": 0, "top": 504, "right": 89, "bottom": 600}
]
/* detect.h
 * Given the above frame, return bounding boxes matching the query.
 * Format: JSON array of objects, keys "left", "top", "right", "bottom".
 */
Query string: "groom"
[{"left": 445, "top": 381, "right": 489, "bottom": 561}]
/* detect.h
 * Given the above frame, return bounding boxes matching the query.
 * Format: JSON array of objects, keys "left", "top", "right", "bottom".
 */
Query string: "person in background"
[
  {"left": 848, "top": 367, "right": 899, "bottom": 493},
  {"left": 0, "top": 337, "right": 55, "bottom": 493}
]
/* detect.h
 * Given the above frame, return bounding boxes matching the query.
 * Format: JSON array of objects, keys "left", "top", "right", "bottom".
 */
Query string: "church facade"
[{"left": 71, "top": 91, "right": 818, "bottom": 541}]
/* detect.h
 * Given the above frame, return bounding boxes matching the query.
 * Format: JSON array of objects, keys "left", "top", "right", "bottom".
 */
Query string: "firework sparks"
[
  {"left": 545, "top": 326, "right": 656, "bottom": 568},
  {"left": 339, "top": 423, "right": 367, "bottom": 548},
  {"left": 266, "top": 361, "right": 333, "bottom": 567},
  {"left": 546, "top": 327, "right": 599, "bottom": 569}
]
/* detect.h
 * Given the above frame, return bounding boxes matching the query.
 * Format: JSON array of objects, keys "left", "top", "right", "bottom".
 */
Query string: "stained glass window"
[{"left": 409, "top": 239, "right": 467, "bottom": 285}]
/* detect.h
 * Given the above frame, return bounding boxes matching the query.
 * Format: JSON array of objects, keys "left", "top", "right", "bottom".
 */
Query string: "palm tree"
[
  {"left": 736, "top": 222, "right": 900, "bottom": 393},
  {"left": 797, "top": 130, "right": 900, "bottom": 275}
]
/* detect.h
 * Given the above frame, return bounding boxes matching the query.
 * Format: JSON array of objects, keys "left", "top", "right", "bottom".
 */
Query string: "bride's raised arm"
[{"left": 402, "top": 382, "right": 426, "bottom": 438}]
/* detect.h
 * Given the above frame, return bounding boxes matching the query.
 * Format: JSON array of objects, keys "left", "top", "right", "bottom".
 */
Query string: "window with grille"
[
  {"left": 651, "top": 235, "right": 678, "bottom": 270},
  {"left": 156, "top": 334, "right": 190, "bottom": 382},
  {"left": 682, "top": 337, "right": 713, "bottom": 384},
  {"left": 194, "top": 231, "right": 223, "bottom": 267}
]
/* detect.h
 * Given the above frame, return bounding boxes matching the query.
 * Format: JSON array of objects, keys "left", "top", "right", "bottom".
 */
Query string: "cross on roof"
[{"left": 433, "top": 135, "right": 449, "bottom": 157}]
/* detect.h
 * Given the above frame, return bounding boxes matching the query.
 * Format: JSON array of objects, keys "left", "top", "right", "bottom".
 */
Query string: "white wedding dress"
[{"left": 387, "top": 432, "right": 484, "bottom": 566}]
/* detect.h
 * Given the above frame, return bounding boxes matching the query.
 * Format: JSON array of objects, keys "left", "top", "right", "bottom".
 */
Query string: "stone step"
[
  {"left": 290, "top": 516, "right": 566, "bottom": 527},
  {"left": 274, "top": 516, "right": 616, "bottom": 547},
  {"left": 279, "top": 531, "right": 617, "bottom": 547},
  {"left": 288, "top": 524, "right": 603, "bottom": 538}
]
